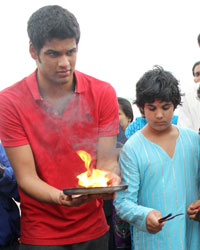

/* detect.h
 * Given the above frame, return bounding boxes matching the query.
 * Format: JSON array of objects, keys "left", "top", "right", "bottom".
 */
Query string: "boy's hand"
[{"left": 146, "top": 210, "right": 164, "bottom": 233}]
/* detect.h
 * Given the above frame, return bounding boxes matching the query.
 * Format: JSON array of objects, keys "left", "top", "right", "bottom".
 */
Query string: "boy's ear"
[{"left": 29, "top": 42, "right": 38, "bottom": 60}]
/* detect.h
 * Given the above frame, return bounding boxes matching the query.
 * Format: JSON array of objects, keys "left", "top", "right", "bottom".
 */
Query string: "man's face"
[
  {"left": 30, "top": 38, "right": 78, "bottom": 87},
  {"left": 144, "top": 99, "right": 174, "bottom": 132},
  {"left": 194, "top": 64, "right": 200, "bottom": 83}
]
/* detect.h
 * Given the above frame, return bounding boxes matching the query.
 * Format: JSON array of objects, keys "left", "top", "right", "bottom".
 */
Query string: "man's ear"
[{"left": 29, "top": 42, "right": 38, "bottom": 60}]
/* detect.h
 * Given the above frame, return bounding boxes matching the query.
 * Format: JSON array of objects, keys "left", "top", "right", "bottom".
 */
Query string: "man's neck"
[{"left": 37, "top": 72, "right": 76, "bottom": 102}]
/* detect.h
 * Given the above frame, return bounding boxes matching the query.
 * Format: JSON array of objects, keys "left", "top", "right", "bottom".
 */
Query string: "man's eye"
[
  {"left": 46, "top": 51, "right": 59, "bottom": 57},
  {"left": 66, "top": 51, "right": 73, "bottom": 56},
  {"left": 66, "top": 48, "right": 77, "bottom": 56}
]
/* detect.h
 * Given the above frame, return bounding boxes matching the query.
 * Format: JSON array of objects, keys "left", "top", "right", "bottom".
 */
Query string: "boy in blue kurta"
[{"left": 114, "top": 66, "right": 200, "bottom": 250}]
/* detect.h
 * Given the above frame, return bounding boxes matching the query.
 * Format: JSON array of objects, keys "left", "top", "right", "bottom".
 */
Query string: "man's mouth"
[{"left": 57, "top": 70, "right": 71, "bottom": 77}]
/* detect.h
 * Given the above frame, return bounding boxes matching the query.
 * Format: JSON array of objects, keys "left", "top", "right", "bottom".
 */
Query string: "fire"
[{"left": 77, "top": 150, "right": 110, "bottom": 188}]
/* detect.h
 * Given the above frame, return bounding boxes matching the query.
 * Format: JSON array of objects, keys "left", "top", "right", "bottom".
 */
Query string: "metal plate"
[{"left": 63, "top": 184, "right": 128, "bottom": 195}]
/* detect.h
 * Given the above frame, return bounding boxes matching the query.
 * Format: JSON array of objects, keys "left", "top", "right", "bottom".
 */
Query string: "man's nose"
[{"left": 58, "top": 55, "right": 70, "bottom": 68}]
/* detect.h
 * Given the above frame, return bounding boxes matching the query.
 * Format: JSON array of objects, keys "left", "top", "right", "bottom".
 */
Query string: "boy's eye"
[
  {"left": 148, "top": 107, "right": 155, "bottom": 111},
  {"left": 163, "top": 105, "right": 171, "bottom": 110}
]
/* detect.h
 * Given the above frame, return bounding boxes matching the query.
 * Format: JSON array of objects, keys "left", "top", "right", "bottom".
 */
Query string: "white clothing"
[{"left": 178, "top": 83, "right": 200, "bottom": 133}]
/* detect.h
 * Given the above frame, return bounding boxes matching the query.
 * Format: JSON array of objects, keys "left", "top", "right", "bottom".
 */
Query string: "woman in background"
[{"left": 118, "top": 97, "right": 133, "bottom": 132}]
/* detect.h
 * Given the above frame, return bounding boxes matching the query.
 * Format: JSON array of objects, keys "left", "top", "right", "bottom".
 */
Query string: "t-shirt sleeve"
[
  {"left": 0, "top": 93, "right": 29, "bottom": 147},
  {"left": 98, "top": 84, "right": 119, "bottom": 137}
]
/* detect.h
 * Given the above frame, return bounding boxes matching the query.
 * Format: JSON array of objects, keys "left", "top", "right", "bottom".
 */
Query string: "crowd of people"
[{"left": 1, "top": 4, "right": 200, "bottom": 250}]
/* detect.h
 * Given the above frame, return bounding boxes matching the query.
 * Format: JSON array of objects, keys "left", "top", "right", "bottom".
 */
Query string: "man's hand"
[
  {"left": 58, "top": 191, "right": 98, "bottom": 207},
  {"left": 187, "top": 200, "right": 200, "bottom": 220},
  {"left": 107, "top": 171, "right": 121, "bottom": 186},
  {"left": 58, "top": 191, "right": 115, "bottom": 206},
  {"left": 146, "top": 210, "right": 164, "bottom": 233}
]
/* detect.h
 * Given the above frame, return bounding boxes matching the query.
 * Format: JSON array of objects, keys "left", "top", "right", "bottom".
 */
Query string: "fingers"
[
  {"left": 146, "top": 210, "right": 164, "bottom": 233},
  {"left": 187, "top": 200, "right": 200, "bottom": 213},
  {"left": 106, "top": 172, "right": 121, "bottom": 186},
  {"left": 58, "top": 190, "right": 116, "bottom": 207},
  {"left": 187, "top": 200, "right": 200, "bottom": 220},
  {"left": 58, "top": 191, "right": 92, "bottom": 207}
]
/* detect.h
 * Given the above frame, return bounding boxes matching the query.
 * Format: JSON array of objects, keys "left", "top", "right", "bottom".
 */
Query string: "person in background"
[
  {"left": 0, "top": 144, "right": 20, "bottom": 250},
  {"left": 104, "top": 97, "right": 133, "bottom": 250},
  {"left": 114, "top": 66, "right": 200, "bottom": 250},
  {"left": 197, "top": 33, "right": 200, "bottom": 47},
  {"left": 187, "top": 38, "right": 200, "bottom": 216},
  {"left": 192, "top": 61, "right": 200, "bottom": 83},
  {"left": 118, "top": 97, "right": 134, "bottom": 132},
  {"left": 113, "top": 97, "right": 133, "bottom": 250},
  {"left": 178, "top": 61, "right": 200, "bottom": 132},
  {"left": 0, "top": 5, "right": 120, "bottom": 250}
]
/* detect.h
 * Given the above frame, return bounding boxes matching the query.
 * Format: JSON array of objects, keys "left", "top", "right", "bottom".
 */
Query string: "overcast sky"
[{"left": 1, "top": 0, "right": 200, "bottom": 113}]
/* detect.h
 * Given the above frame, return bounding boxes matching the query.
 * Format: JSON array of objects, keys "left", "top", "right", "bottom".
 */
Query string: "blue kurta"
[{"left": 114, "top": 126, "right": 200, "bottom": 250}]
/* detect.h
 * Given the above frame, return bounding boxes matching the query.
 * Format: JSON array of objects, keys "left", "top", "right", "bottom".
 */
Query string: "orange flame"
[{"left": 77, "top": 150, "right": 110, "bottom": 188}]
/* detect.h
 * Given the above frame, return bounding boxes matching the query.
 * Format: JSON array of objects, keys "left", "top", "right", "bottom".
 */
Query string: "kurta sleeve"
[{"left": 114, "top": 142, "right": 153, "bottom": 232}]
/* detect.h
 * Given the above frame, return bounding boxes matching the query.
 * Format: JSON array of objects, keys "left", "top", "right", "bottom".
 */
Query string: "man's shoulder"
[
  {"left": 75, "top": 70, "right": 114, "bottom": 91},
  {"left": 0, "top": 72, "right": 35, "bottom": 101}
]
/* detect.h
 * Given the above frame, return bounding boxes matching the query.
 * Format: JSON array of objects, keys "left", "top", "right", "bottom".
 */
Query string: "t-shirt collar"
[{"left": 26, "top": 69, "right": 85, "bottom": 101}]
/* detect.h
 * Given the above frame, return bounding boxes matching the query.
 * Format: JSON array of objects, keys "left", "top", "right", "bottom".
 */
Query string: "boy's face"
[
  {"left": 144, "top": 99, "right": 174, "bottom": 132},
  {"left": 30, "top": 38, "right": 78, "bottom": 88}
]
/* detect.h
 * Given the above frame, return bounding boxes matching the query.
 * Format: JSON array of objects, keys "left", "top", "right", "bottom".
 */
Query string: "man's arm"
[
  {"left": 5, "top": 145, "right": 96, "bottom": 206},
  {"left": 5, "top": 145, "right": 61, "bottom": 204},
  {"left": 96, "top": 135, "right": 121, "bottom": 186}
]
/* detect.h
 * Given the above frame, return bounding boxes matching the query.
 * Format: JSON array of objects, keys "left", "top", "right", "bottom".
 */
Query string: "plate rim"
[{"left": 63, "top": 184, "right": 128, "bottom": 195}]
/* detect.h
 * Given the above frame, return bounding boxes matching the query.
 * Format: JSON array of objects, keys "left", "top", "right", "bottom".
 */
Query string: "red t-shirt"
[{"left": 0, "top": 70, "right": 119, "bottom": 245}]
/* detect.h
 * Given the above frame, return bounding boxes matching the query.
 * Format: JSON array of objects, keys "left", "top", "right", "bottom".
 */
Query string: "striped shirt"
[{"left": 114, "top": 126, "right": 200, "bottom": 250}]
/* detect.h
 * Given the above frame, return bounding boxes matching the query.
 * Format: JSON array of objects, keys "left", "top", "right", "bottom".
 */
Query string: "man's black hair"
[
  {"left": 134, "top": 65, "right": 182, "bottom": 114},
  {"left": 27, "top": 5, "right": 80, "bottom": 54}
]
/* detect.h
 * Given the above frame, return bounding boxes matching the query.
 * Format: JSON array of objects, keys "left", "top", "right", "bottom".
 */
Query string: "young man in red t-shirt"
[{"left": 0, "top": 5, "right": 120, "bottom": 250}]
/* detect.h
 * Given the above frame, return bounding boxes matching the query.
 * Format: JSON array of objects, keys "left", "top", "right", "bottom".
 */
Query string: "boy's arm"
[{"left": 114, "top": 143, "right": 160, "bottom": 232}]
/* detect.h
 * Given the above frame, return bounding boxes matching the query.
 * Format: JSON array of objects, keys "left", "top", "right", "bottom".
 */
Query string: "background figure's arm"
[{"left": 0, "top": 144, "right": 19, "bottom": 199}]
